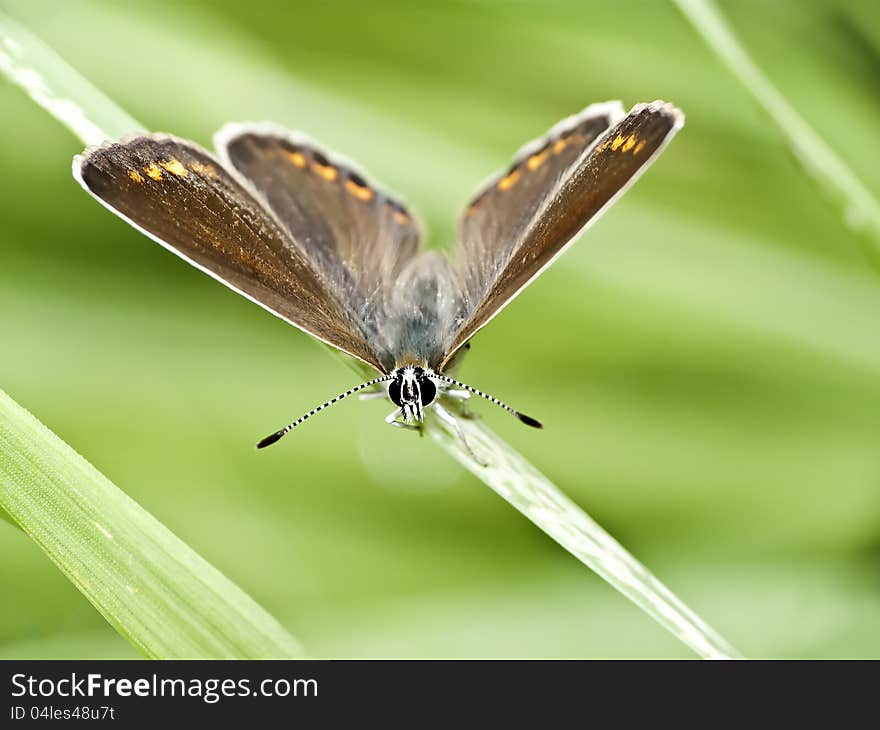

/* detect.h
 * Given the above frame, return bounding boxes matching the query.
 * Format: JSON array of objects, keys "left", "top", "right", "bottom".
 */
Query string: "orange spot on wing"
[
  {"left": 285, "top": 150, "right": 307, "bottom": 168},
  {"left": 190, "top": 162, "right": 217, "bottom": 177},
  {"left": 127, "top": 170, "right": 144, "bottom": 183},
  {"left": 143, "top": 163, "right": 163, "bottom": 181},
  {"left": 609, "top": 134, "right": 626, "bottom": 151},
  {"left": 345, "top": 179, "right": 374, "bottom": 201},
  {"left": 313, "top": 162, "right": 338, "bottom": 181},
  {"left": 621, "top": 135, "right": 637, "bottom": 153},
  {"left": 526, "top": 149, "right": 549, "bottom": 171},
  {"left": 634, "top": 140, "right": 647, "bottom": 155},
  {"left": 159, "top": 158, "right": 188, "bottom": 177},
  {"left": 387, "top": 201, "right": 410, "bottom": 224},
  {"left": 552, "top": 138, "right": 568, "bottom": 154},
  {"left": 497, "top": 169, "right": 520, "bottom": 191}
]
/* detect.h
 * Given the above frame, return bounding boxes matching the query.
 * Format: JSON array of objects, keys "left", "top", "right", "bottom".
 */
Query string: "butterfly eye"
[
  {"left": 388, "top": 379, "right": 403, "bottom": 407},
  {"left": 419, "top": 378, "right": 437, "bottom": 407}
]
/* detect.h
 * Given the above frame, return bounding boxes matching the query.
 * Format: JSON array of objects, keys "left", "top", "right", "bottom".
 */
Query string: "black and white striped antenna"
[
  {"left": 431, "top": 374, "right": 543, "bottom": 428},
  {"left": 257, "top": 374, "right": 396, "bottom": 449}
]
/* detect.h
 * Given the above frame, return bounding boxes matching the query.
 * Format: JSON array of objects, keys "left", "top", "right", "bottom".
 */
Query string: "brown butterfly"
[{"left": 74, "top": 100, "right": 684, "bottom": 454}]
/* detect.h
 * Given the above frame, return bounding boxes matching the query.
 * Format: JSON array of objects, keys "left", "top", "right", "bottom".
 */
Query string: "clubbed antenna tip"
[
  {"left": 256, "top": 431, "right": 284, "bottom": 449},
  {"left": 432, "top": 374, "right": 543, "bottom": 430},
  {"left": 517, "top": 413, "right": 543, "bottom": 429}
]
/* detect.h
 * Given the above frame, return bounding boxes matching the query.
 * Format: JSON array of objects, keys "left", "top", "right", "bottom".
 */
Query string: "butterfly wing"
[
  {"left": 458, "top": 101, "right": 625, "bottom": 282},
  {"left": 444, "top": 100, "right": 684, "bottom": 369},
  {"left": 74, "top": 134, "right": 388, "bottom": 372},
  {"left": 215, "top": 124, "right": 423, "bottom": 372}
]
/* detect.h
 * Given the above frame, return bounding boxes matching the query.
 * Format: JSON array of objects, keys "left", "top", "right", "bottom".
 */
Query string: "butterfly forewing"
[
  {"left": 442, "top": 101, "right": 683, "bottom": 367},
  {"left": 74, "top": 134, "right": 386, "bottom": 371}
]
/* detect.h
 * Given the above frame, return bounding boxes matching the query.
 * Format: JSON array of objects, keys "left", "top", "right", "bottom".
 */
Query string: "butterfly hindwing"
[
  {"left": 458, "top": 101, "right": 624, "bottom": 275},
  {"left": 443, "top": 101, "right": 684, "bottom": 367},
  {"left": 74, "top": 134, "right": 387, "bottom": 371},
  {"left": 215, "top": 125, "right": 424, "bottom": 372}
]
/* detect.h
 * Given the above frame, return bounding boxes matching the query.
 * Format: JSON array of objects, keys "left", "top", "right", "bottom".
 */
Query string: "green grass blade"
[
  {"left": 674, "top": 0, "right": 880, "bottom": 262},
  {"left": 0, "top": 388, "right": 302, "bottom": 658},
  {"left": 0, "top": 504, "right": 16, "bottom": 528},
  {"left": 0, "top": 11, "right": 143, "bottom": 142},
  {"left": 428, "top": 415, "right": 742, "bottom": 659}
]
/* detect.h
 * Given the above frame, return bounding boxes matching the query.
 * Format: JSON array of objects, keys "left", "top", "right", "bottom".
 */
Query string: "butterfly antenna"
[
  {"left": 432, "top": 374, "right": 543, "bottom": 429},
  {"left": 257, "top": 374, "right": 396, "bottom": 449}
]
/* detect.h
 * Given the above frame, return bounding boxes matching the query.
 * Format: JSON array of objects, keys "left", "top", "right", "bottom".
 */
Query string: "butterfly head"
[{"left": 388, "top": 366, "right": 437, "bottom": 423}]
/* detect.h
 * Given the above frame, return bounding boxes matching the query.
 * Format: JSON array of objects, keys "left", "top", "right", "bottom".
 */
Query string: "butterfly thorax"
[{"left": 388, "top": 365, "right": 437, "bottom": 423}]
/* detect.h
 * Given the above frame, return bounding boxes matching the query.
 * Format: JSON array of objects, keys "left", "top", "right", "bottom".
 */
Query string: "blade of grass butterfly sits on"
[{"left": 74, "top": 100, "right": 683, "bottom": 457}]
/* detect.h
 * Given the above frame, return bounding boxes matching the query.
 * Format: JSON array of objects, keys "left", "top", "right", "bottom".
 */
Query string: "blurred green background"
[{"left": 1, "top": 0, "right": 879, "bottom": 658}]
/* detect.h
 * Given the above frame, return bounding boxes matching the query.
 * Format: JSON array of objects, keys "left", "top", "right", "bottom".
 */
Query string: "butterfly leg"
[
  {"left": 442, "top": 389, "right": 471, "bottom": 400},
  {"left": 385, "top": 408, "right": 420, "bottom": 431},
  {"left": 433, "top": 403, "right": 488, "bottom": 467},
  {"left": 438, "top": 387, "right": 478, "bottom": 420}
]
